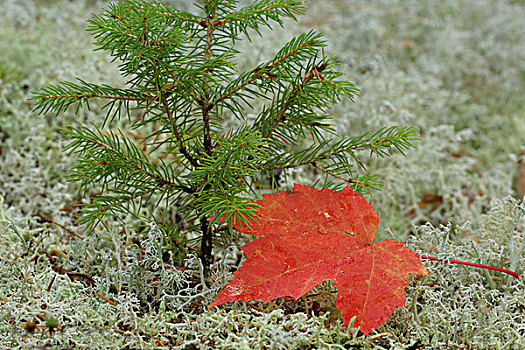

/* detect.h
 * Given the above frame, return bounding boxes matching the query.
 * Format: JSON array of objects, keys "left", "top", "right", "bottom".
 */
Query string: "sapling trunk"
[{"left": 200, "top": 215, "right": 213, "bottom": 278}]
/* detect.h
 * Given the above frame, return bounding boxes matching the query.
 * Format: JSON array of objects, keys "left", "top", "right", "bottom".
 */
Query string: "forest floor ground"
[{"left": 1, "top": 0, "right": 524, "bottom": 348}]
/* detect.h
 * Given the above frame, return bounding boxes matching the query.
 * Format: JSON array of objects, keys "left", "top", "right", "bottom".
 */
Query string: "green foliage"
[{"left": 31, "top": 0, "right": 417, "bottom": 273}]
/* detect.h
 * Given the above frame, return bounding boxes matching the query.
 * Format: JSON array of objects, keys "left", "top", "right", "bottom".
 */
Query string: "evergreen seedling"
[{"left": 32, "top": 0, "right": 418, "bottom": 275}]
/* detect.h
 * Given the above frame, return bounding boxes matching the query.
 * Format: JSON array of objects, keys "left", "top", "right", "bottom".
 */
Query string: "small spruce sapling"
[{"left": 32, "top": 0, "right": 418, "bottom": 276}]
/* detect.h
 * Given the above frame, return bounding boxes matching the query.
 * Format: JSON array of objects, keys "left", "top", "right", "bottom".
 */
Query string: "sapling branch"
[
  {"left": 211, "top": 36, "right": 318, "bottom": 107},
  {"left": 39, "top": 93, "right": 155, "bottom": 102},
  {"left": 311, "top": 162, "right": 367, "bottom": 186},
  {"left": 159, "top": 87, "right": 198, "bottom": 168},
  {"left": 264, "top": 63, "right": 319, "bottom": 138}
]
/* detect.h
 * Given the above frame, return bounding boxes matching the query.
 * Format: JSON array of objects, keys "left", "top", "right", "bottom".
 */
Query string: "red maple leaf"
[{"left": 210, "top": 184, "right": 428, "bottom": 335}]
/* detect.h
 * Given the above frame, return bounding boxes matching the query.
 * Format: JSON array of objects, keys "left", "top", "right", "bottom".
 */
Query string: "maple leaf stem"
[{"left": 418, "top": 255, "right": 520, "bottom": 279}]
